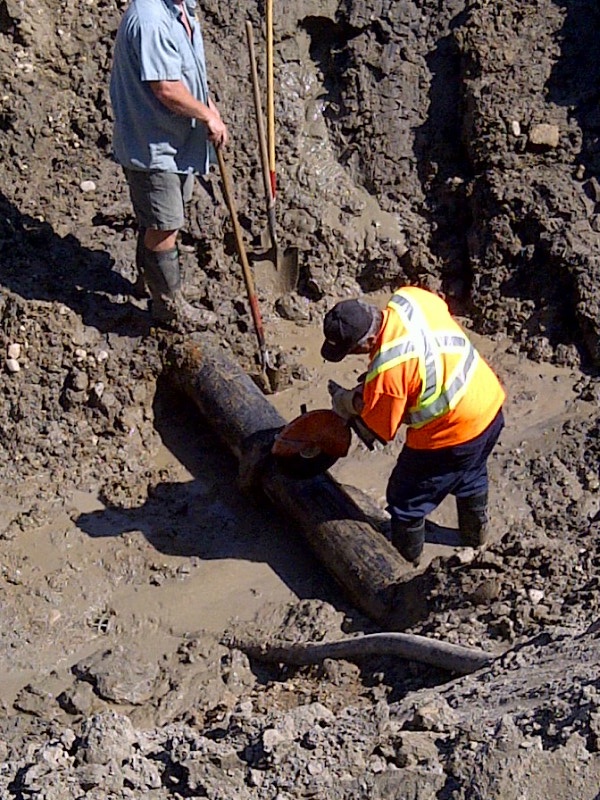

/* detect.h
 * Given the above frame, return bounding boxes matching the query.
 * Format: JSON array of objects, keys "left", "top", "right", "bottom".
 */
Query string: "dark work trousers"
[{"left": 386, "top": 409, "right": 505, "bottom": 524}]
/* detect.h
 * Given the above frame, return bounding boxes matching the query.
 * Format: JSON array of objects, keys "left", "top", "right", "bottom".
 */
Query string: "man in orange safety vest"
[{"left": 321, "top": 286, "right": 505, "bottom": 565}]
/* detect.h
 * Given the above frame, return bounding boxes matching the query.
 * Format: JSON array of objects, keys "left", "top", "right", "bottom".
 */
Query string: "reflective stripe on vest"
[{"left": 364, "top": 291, "right": 479, "bottom": 428}]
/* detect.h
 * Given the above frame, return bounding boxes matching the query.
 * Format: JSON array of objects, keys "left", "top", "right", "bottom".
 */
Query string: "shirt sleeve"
[
  {"left": 359, "top": 388, "right": 406, "bottom": 443},
  {"left": 138, "top": 21, "right": 183, "bottom": 82}
]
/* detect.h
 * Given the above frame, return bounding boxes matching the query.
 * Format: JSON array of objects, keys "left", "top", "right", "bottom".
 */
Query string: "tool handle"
[
  {"left": 216, "top": 146, "right": 267, "bottom": 364},
  {"left": 348, "top": 417, "right": 387, "bottom": 451},
  {"left": 246, "top": 21, "right": 277, "bottom": 248},
  {"left": 266, "top": 0, "right": 276, "bottom": 198}
]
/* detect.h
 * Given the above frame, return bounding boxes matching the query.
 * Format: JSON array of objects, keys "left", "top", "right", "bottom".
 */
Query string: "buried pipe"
[{"left": 165, "top": 337, "right": 432, "bottom": 629}]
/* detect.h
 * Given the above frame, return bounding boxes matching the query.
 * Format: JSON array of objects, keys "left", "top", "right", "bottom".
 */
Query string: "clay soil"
[{"left": 1, "top": 0, "right": 600, "bottom": 798}]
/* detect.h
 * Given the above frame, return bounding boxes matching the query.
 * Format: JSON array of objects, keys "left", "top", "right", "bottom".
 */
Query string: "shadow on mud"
[
  {"left": 413, "top": 9, "right": 472, "bottom": 300},
  {"left": 75, "top": 380, "right": 338, "bottom": 605},
  {"left": 0, "top": 191, "right": 150, "bottom": 337},
  {"left": 547, "top": 0, "right": 600, "bottom": 181}
]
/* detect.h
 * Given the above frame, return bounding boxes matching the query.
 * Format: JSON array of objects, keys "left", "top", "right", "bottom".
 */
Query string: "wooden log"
[
  {"left": 166, "top": 338, "right": 430, "bottom": 629},
  {"left": 225, "top": 632, "right": 497, "bottom": 675}
]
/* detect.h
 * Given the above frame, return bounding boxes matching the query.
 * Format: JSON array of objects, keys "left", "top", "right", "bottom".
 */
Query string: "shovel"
[
  {"left": 266, "top": 0, "right": 275, "bottom": 199},
  {"left": 216, "top": 146, "right": 280, "bottom": 393},
  {"left": 246, "top": 20, "right": 299, "bottom": 295}
]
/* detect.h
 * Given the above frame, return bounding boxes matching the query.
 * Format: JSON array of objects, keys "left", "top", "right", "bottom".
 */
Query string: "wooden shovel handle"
[
  {"left": 216, "top": 147, "right": 267, "bottom": 359},
  {"left": 266, "top": 0, "right": 276, "bottom": 197},
  {"left": 246, "top": 21, "right": 277, "bottom": 246}
]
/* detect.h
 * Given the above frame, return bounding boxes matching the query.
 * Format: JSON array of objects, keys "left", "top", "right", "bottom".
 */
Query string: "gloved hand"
[
  {"left": 349, "top": 416, "right": 379, "bottom": 451},
  {"left": 327, "top": 379, "right": 360, "bottom": 421}
]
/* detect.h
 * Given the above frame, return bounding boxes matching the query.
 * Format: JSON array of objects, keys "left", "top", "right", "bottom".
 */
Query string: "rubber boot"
[
  {"left": 143, "top": 247, "right": 216, "bottom": 331},
  {"left": 457, "top": 492, "right": 489, "bottom": 547},
  {"left": 131, "top": 228, "right": 148, "bottom": 298},
  {"left": 391, "top": 518, "right": 425, "bottom": 565}
]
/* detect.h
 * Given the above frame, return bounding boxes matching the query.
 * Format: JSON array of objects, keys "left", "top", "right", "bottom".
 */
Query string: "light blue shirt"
[{"left": 110, "top": 0, "right": 212, "bottom": 174}]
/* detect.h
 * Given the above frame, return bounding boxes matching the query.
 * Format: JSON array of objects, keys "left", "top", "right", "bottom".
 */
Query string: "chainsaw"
[{"left": 271, "top": 402, "right": 385, "bottom": 480}]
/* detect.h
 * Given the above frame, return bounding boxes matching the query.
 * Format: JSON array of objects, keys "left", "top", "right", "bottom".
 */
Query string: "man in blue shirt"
[{"left": 110, "top": 0, "right": 229, "bottom": 330}]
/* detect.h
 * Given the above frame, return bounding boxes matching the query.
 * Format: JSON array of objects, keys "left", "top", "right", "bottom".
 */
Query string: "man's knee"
[{"left": 144, "top": 228, "right": 178, "bottom": 251}]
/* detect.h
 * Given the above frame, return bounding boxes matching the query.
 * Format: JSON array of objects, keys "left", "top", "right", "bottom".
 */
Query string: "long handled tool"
[
  {"left": 216, "top": 146, "right": 279, "bottom": 393},
  {"left": 246, "top": 20, "right": 298, "bottom": 294},
  {"left": 246, "top": 21, "right": 277, "bottom": 250},
  {"left": 266, "top": 0, "right": 276, "bottom": 200}
]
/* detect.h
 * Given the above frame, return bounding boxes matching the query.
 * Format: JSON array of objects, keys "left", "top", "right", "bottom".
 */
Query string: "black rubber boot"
[
  {"left": 131, "top": 228, "right": 148, "bottom": 298},
  {"left": 456, "top": 492, "right": 489, "bottom": 547},
  {"left": 391, "top": 518, "right": 425, "bottom": 565},
  {"left": 143, "top": 247, "right": 216, "bottom": 331}
]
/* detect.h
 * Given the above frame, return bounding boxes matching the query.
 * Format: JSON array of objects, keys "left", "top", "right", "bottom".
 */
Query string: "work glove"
[
  {"left": 349, "top": 416, "right": 380, "bottom": 451},
  {"left": 327, "top": 380, "right": 360, "bottom": 421}
]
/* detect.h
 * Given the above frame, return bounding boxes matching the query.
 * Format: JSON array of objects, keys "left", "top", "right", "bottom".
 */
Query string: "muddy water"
[{"left": 0, "top": 293, "right": 580, "bottom": 707}]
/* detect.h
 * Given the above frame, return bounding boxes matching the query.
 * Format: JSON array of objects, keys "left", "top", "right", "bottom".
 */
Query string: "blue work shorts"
[
  {"left": 386, "top": 409, "right": 505, "bottom": 524},
  {"left": 124, "top": 168, "right": 195, "bottom": 231}
]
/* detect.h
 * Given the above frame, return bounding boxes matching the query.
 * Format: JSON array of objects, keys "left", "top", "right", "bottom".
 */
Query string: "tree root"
[{"left": 223, "top": 632, "right": 500, "bottom": 675}]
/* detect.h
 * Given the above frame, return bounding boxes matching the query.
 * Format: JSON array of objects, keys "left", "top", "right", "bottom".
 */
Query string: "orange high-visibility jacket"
[{"left": 360, "top": 287, "right": 505, "bottom": 450}]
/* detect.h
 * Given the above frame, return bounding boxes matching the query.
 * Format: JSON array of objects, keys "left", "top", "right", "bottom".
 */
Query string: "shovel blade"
[
  {"left": 252, "top": 247, "right": 299, "bottom": 295},
  {"left": 251, "top": 229, "right": 299, "bottom": 295}
]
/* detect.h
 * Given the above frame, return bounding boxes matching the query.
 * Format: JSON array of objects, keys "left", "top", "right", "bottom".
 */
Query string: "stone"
[
  {"left": 76, "top": 711, "right": 138, "bottom": 765},
  {"left": 528, "top": 123, "right": 560, "bottom": 149}
]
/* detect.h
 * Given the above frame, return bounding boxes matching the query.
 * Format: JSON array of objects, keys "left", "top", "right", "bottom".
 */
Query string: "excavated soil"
[{"left": 1, "top": 0, "right": 600, "bottom": 798}]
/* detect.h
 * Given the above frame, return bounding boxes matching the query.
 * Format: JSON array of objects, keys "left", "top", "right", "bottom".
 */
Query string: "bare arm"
[
  {"left": 207, "top": 96, "right": 222, "bottom": 118},
  {"left": 149, "top": 80, "right": 229, "bottom": 146}
]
